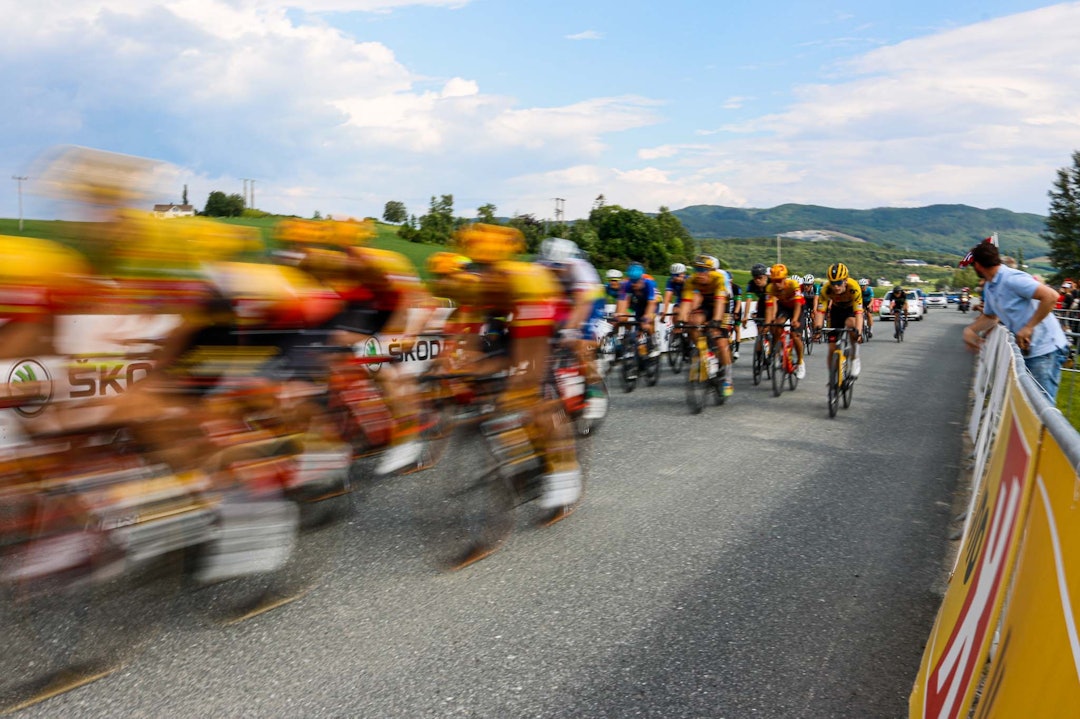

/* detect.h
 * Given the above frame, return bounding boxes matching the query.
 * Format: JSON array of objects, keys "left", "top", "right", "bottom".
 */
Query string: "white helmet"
[
  {"left": 605, "top": 269, "right": 623, "bottom": 280},
  {"left": 538, "top": 237, "right": 580, "bottom": 264},
  {"left": 858, "top": 278, "right": 869, "bottom": 286},
  {"left": 791, "top": 275, "right": 803, "bottom": 285},
  {"left": 803, "top": 274, "right": 815, "bottom": 285},
  {"left": 670, "top": 262, "right": 686, "bottom": 275}
]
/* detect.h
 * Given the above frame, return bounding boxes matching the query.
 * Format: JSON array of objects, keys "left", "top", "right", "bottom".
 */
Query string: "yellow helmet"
[
  {"left": 33, "top": 145, "right": 159, "bottom": 208},
  {"left": 426, "top": 251, "right": 471, "bottom": 276},
  {"left": 454, "top": 223, "right": 524, "bottom": 264},
  {"left": 274, "top": 217, "right": 375, "bottom": 250},
  {"left": 826, "top": 263, "right": 849, "bottom": 283},
  {"left": 693, "top": 254, "right": 717, "bottom": 271},
  {"left": 769, "top": 263, "right": 788, "bottom": 281}
]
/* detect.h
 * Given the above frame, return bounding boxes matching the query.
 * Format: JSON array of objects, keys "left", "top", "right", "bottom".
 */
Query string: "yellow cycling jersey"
[
  {"left": 817, "top": 277, "right": 864, "bottom": 313},
  {"left": 681, "top": 270, "right": 727, "bottom": 305}
]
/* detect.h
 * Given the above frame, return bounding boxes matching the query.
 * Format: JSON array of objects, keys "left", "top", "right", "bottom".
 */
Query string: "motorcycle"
[{"left": 958, "top": 298, "right": 970, "bottom": 313}]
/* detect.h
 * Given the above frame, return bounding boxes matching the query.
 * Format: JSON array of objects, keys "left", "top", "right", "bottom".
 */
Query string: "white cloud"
[
  {"left": 566, "top": 30, "right": 603, "bottom": 40},
  {"left": 0, "top": 0, "right": 661, "bottom": 220},
  {"left": 680, "top": 2, "right": 1080, "bottom": 212}
]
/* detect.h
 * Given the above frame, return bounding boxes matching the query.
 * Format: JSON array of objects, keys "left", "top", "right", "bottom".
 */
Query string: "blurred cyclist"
[
  {"left": 615, "top": 261, "right": 659, "bottom": 357},
  {"left": 680, "top": 254, "right": 733, "bottom": 396},
  {"left": 763, "top": 263, "right": 806, "bottom": 378}
]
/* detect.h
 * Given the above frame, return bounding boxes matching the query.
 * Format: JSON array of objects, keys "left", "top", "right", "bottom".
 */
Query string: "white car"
[
  {"left": 879, "top": 290, "right": 925, "bottom": 321},
  {"left": 925, "top": 291, "right": 948, "bottom": 309}
]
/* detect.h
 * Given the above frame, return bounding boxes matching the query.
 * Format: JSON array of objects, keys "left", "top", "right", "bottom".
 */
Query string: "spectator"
[{"left": 961, "top": 240, "right": 1069, "bottom": 402}]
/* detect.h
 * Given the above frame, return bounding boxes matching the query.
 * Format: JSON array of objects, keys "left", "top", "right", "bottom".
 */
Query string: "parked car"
[
  {"left": 925, "top": 291, "right": 948, "bottom": 309},
  {"left": 946, "top": 293, "right": 960, "bottom": 304},
  {"left": 879, "top": 290, "right": 925, "bottom": 321}
]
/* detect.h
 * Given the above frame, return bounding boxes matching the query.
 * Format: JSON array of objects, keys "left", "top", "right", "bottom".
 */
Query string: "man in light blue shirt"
[{"left": 961, "top": 240, "right": 1070, "bottom": 401}]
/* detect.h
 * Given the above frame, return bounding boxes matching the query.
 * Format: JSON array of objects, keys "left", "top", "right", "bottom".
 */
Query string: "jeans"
[{"left": 1023, "top": 345, "right": 1069, "bottom": 403}]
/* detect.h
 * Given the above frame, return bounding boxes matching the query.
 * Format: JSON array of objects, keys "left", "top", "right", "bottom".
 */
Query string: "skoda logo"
[
  {"left": 7, "top": 359, "right": 53, "bottom": 417},
  {"left": 361, "top": 337, "right": 382, "bottom": 373}
]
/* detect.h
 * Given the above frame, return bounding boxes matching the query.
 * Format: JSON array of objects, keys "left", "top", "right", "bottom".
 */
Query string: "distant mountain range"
[{"left": 671, "top": 204, "right": 1049, "bottom": 259}]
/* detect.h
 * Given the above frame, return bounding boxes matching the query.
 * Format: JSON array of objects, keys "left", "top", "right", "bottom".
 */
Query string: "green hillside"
[
  {"left": 673, "top": 203, "right": 1048, "bottom": 260},
  {"left": 699, "top": 238, "right": 968, "bottom": 288}
]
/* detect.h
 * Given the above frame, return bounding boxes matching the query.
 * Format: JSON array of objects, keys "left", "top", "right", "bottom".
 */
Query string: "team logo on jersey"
[
  {"left": 7, "top": 359, "right": 53, "bottom": 417},
  {"left": 360, "top": 337, "right": 383, "bottom": 373}
]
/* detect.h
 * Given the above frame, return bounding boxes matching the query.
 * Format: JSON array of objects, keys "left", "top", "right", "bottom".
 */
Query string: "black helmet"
[{"left": 751, "top": 263, "right": 769, "bottom": 278}]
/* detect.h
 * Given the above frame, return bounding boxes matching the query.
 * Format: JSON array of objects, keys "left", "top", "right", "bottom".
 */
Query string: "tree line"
[{"left": 384, "top": 194, "right": 696, "bottom": 274}]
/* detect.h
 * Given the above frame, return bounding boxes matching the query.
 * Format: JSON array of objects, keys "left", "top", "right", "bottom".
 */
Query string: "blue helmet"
[{"left": 626, "top": 262, "right": 645, "bottom": 281}]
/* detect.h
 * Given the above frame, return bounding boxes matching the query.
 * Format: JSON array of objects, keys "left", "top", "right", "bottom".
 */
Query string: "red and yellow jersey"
[
  {"left": 765, "top": 278, "right": 804, "bottom": 309},
  {"left": 817, "top": 278, "right": 863, "bottom": 313},
  {"left": 440, "top": 260, "right": 559, "bottom": 341},
  {"left": 345, "top": 247, "right": 425, "bottom": 313},
  {"left": 681, "top": 270, "right": 727, "bottom": 305}
]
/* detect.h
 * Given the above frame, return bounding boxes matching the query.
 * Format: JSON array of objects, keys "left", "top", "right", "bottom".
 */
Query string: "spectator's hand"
[{"left": 1015, "top": 326, "right": 1034, "bottom": 352}]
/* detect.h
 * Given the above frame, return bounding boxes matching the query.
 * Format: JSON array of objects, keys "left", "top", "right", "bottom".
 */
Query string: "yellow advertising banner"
[
  {"left": 911, "top": 381, "right": 1040, "bottom": 719},
  {"left": 972, "top": 428, "right": 1080, "bottom": 718}
]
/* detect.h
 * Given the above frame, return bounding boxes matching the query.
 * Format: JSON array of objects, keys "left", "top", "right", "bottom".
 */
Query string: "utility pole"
[
  {"left": 12, "top": 176, "right": 28, "bottom": 232},
  {"left": 241, "top": 178, "right": 256, "bottom": 209},
  {"left": 552, "top": 197, "right": 565, "bottom": 224},
  {"left": 776, "top": 234, "right": 781, "bottom": 263}
]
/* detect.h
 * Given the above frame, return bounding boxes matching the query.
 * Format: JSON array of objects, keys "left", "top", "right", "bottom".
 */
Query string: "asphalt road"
[{"left": 20, "top": 308, "right": 976, "bottom": 719}]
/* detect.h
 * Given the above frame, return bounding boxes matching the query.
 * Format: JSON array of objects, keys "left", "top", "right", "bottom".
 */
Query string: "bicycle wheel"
[
  {"left": 685, "top": 345, "right": 708, "bottom": 414},
  {"left": 620, "top": 341, "right": 637, "bottom": 393},
  {"left": 752, "top": 334, "right": 765, "bottom": 386},
  {"left": 426, "top": 422, "right": 517, "bottom": 570},
  {"left": 803, "top": 325, "right": 815, "bottom": 356},
  {"left": 842, "top": 372, "right": 854, "bottom": 409},
  {"left": 667, "top": 332, "right": 685, "bottom": 374},
  {"left": 644, "top": 342, "right": 660, "bottom": 387},
  {"left": 771, "top": 336, "right": 785, "bottom": 397},
  {"left": 786, "top": 344, "right": 799, "bottom": 391},
  {"left": 827, "top": 350, "right": 841, "bottom": 418}
]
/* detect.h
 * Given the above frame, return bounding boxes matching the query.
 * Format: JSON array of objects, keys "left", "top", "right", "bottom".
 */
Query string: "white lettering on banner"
[{"left": 926, "top": 422, "right": 1029, "bottom": 719}]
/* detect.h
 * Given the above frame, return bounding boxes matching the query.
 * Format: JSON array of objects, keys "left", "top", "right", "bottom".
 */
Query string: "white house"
[
  {"left": 152, "top": 203, "right": 196, "bottom": 218},
  {"left": 905, "top": 273, "right": 924, "bottom": 284}
]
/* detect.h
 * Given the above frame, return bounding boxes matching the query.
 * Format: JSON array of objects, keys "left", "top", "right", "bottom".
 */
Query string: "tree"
[
  {"left": 477, "top": 203, "right": 497, "bottom": 224},
  {"left": 182, "top": 185, "right": 188, "bottom": 206},
  {"left": 383, "top": 200, "right": 408, "bottom": 224},
  {"left": 1045, "top": 151, "right": 1080, "bottom": 282},
  {"left": 412, "top": 195, "right": 456, "bottom": 244},
  {"left": 508, "top": 214, "right": 544, "bottom": 253},
  {"left": 204, "top": 191, "right": 245, "bottom": 217},
  {"left": 313, "top": 210, "right": 322, "bottom": 220}
]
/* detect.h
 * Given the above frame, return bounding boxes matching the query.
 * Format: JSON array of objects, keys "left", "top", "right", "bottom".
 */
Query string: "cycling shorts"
[{"left": 826, "top": 305, "right": 856, "bottom": 333}]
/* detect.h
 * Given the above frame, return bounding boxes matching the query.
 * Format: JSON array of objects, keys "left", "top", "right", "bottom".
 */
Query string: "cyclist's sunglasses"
[
  {"left": 694, "top": 266, "right": 710, "bottom": 273},
  {"left": 829, "top": 280, "right": 847, "bottom": 290}
]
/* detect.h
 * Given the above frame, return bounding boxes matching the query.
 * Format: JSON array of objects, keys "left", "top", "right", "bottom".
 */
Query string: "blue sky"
[{"left": 3, "top": 0, "right": 1078, "bottom": 222}]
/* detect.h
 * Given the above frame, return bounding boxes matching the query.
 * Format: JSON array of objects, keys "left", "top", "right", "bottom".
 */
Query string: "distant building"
[
  {"left": 876, "top": 278, "right": 893, "bottom": 287},
  {"left": 905, "top": 273, "right": 924, "bottom": 284},
  {"left": 153, "top": 203, "right": 196, "bottom": 218},
  {"left": 898, "top": 259, "right": 927, "bottom": 266}
]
